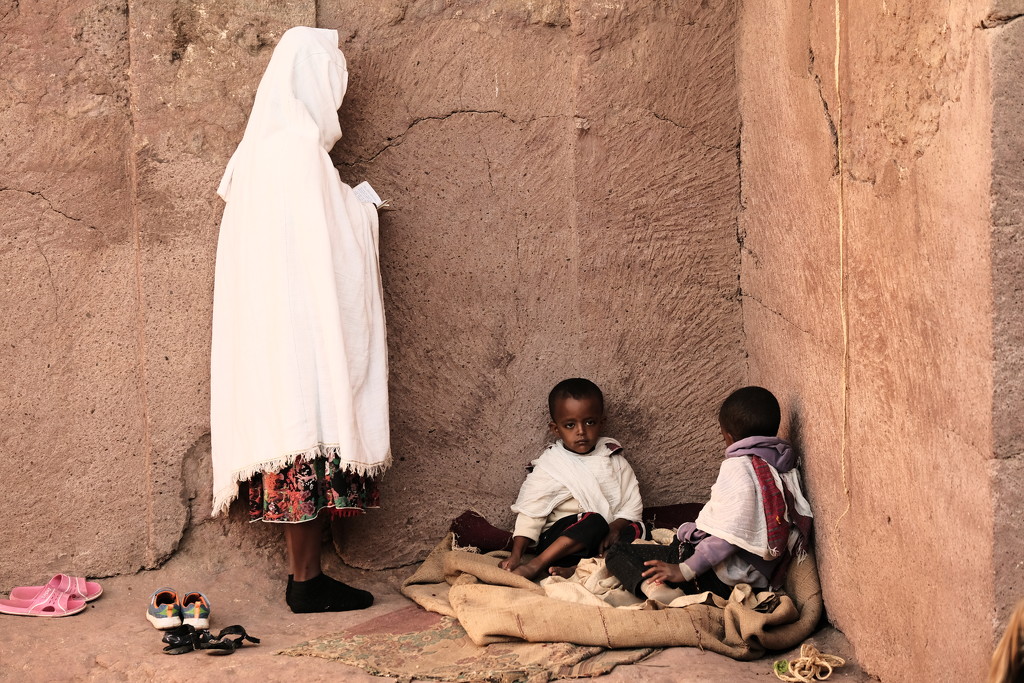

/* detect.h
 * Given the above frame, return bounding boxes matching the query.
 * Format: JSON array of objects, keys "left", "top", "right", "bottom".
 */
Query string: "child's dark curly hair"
[
  {"left": 548, "top": 378, "right": 604, "bottom": 419},
  {"left": 718, "top": 386, "right": 780, "bottom": 440}
]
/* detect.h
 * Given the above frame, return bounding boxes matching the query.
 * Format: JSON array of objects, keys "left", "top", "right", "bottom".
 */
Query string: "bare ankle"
[{"left": 511, "top": 562, "right": 542, "bottom": 580}]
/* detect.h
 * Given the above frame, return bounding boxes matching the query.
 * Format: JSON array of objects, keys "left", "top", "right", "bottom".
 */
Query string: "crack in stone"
[
  {"left": 341, "top": 110, "right": 560, "bottom": 167},
  {"left": 736, "top": 118, "right": 745, "bottom": 210},
  {"left": 649, "top": 110, "right": 733, "bottom": 152},
  {"left": 32, "top": 234, "right": 59, "bottom": 320},
  {"left": 808, "top": 47, "right": 840, "bottom": 176},
  {"left": 0, "top": 186, "right": 100, "bottom": 230},
  {"left": 476, "top": 129, "right": 495, "bottom": 192},
  {"left": 813, "top": 73, "right": 840, "bottom": 176},
  {"left": 979, "top": 13, "right": 1024, "bottom": 28},
  {"left": 740, "top": 290, "right": 814, "bottom": 337}
]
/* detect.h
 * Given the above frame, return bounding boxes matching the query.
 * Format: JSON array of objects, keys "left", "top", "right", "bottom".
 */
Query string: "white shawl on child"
[
  {"left": 210, "top": 27, "right": 390, "bottom": 516},
  {"left": 511, "top": 438, "right": 643, "bottom": 524},
  {"left": 694, "top": 456, "right": 812, "bottom": 560}
]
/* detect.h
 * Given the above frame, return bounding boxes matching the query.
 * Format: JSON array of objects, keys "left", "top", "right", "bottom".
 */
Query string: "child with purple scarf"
[{"left": 606, "top": 386, "right": 813, "bottom": 602}]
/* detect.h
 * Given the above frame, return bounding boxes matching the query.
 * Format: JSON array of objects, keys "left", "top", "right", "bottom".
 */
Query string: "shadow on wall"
[{"left": 787, "top": 398, "right": 804, "bottom": 460}]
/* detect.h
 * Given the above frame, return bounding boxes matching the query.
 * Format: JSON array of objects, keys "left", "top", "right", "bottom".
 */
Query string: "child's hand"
[
  {"left": 599, "top": 518, "right": 631, "bottom": 555},
  {"left": 641, "top": 560, "right": 685, "bottom": 585},
  {"left": 598, "top": 529, "right": 621, "bottom": 556}
]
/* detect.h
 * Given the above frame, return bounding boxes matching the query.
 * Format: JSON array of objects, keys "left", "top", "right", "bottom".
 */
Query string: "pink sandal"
[
  {"left": 0, "top": 585, "right": 87, "bottom": 617},
  {"left": 9, "top": 574, "right": 102, "bottom": 603}
]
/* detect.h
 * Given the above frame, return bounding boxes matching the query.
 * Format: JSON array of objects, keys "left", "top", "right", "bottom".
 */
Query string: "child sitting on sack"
[
  {"left": 606, "top": 386, "right": 813, "bottom": 602},
  {"left": 499, "top": 378, "right": 646, "bottom": 580}
]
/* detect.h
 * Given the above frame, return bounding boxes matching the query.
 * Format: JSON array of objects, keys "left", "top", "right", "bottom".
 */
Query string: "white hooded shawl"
[{"left": 210, "top": 27, "right": 390, "bottom": 516}]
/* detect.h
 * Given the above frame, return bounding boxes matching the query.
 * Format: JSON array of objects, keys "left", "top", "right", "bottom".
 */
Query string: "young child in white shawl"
[
  {"left": 606, "top": 386, "right": 813, "bottom": 601},
  {"left": 500, "top": 379, "right": 647, "bottom": 580}
]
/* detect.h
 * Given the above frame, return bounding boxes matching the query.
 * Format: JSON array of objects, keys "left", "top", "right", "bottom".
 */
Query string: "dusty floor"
[{"left": 0, "top": 524, "right": 877, "bottom": 683}]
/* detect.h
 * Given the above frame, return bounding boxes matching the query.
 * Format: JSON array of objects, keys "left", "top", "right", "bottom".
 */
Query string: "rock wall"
[
  {"left": 991, "top": 0, "right": 1024, "bottom": 636},
  {"left": 1, "top": 0, "right": 148, "bottom": 577},
  {"left": 738, "top": 0, "right": 1020, "bottom": 680},
  {"left": 1, "top": 1, "right": 742, "bottom": 583},
  {"left": 324, "top": 0, "right": 742, "bottom": 567}
]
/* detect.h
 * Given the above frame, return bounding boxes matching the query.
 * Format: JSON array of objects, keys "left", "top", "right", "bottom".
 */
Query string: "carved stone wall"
[
  {"left": 738, "top": 1, "right": 1022, "bottom": 680},
  {"left": 0, "top": 0, "right": 742, "bottom": 580}
]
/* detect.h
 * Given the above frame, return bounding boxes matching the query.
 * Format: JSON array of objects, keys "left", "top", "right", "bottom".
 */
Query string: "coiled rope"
[{"left": 773, "top": 643, "right": 846, "bottom": 682}]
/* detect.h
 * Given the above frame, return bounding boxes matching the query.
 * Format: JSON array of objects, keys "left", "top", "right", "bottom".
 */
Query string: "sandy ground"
[{"left": 0, "top": 523, "right": 877, "bottom": 683}]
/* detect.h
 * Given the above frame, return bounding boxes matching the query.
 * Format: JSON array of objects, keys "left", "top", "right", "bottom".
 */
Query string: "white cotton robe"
[{"left": 210, "top": 26, "right": 390, "bottom": 516}]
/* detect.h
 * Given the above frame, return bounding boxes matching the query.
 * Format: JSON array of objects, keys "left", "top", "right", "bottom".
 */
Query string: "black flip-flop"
[
  {"left": 201, "top": 625, "right": 260, "bottom": 655},
  {"left": 161, "top": 624, "right": 206, "bottom": 655},
  {"left": 161, "top": 624, "right": 259, "bottom": 655}
]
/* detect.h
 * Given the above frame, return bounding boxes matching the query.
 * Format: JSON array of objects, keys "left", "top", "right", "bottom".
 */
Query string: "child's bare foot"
[
  {"left": 548, "top": 565, "right": 576, "bottom": 579},
  {"left": 511, "top": 562, "right": 543, "bottom": 580}
]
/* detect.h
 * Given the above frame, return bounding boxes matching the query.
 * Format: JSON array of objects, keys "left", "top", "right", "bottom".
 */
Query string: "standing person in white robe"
[{"left": 210, "top": 26, "right": 390, "bottom": 613}]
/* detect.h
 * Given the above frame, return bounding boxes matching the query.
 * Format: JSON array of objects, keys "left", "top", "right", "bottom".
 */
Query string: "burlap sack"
[{"left": 402, "top": 533, "right": 822, "bottom": 660}]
